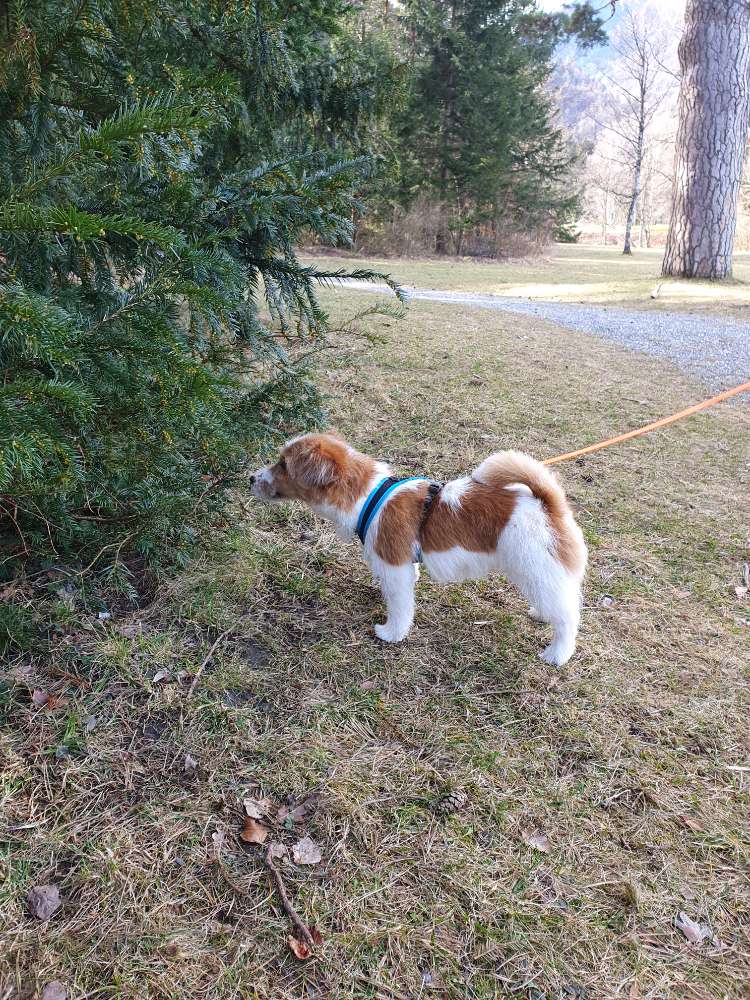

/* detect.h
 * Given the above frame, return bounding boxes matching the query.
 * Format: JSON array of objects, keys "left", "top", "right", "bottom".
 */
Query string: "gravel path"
[{"left": 345, "top": 282, "right": 750, "bottom": 393}]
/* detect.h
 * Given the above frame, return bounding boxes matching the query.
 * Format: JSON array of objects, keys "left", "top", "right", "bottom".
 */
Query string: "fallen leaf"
[
  {"left": 673, "top": 589, "right": 691, "bottom": 600},
  {"left": 309, "top": 925, "right": 324, "bottom": 946},
  {"left": 12, "top": 663, "right": 34, "bottom": 683},
  {"left": 40, "top": 982, "right": 67, "bottom": 1000},
  {"left": 521, "top": 829, "right": 551, "bottom": 853},
  {"left": 734, "top": 585, "right": 747, "bottom": 599},
  {"left": 287, "top": 935, "right": 312, "bottom": 960},
  {"left": 268, "top": 841, "right": 287, "bottom": 861},
  {"left": 277, "top": 790, "right": 320, "bottom": 825},
  {"left": 243, "top": 797, "right": 271, "bottom": 819},
  {"left": 240, "top": 816, "right": 269, "bottom": 844},
  {"left": 28, "top": 884, "right": 62, "bottom": 921},
  {"left": 360, "top": 680, "right": 378, "bottom": 691},
  {"left": 183, "top": 754, "right": 197, "bottom": 773},
  {"left": 152, "top": 670, "right": 171, "bottom": 684},
  {"left": 210, "top": 829, "right": 226, "bottom": 863},
  {"left": 676, "top": 911, "right": 711, "bottom": 945},
  {"left": 292, "top": 835, "right": 323, "bottom": 865},
  {"left": 680, "top": 815, "right": 706, "bottom": 833},
  {"left": 84, "top": 714, "right": 98, "bottom": 733},
  {"left": 31, "top": 689, "right": 50, "bottom": 707}
]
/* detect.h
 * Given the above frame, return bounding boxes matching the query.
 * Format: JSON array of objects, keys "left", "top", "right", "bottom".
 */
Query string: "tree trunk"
[
  {"left": 662, "top": 0, "right": 750, "bottom": 279},
  {"left": 435, "top": 163, "right": 450, "bottom": 254},
  {"left": 623, "top": 74, "right": 647, "bottom": 255},
  {"left": 622, "top": 145, "right": 642, "bottom": 255},
  {"left": 639, "top": 147, "right": 653, "bottom": 248}
]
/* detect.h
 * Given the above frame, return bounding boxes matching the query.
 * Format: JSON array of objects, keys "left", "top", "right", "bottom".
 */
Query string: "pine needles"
[{"left": 0, "top": 0, "right": 396, "bottom": 615}]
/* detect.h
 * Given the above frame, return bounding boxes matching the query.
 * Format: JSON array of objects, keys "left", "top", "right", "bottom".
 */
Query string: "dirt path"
[{"left": 345, "top": 281, "right": 750, "bottom": 392}]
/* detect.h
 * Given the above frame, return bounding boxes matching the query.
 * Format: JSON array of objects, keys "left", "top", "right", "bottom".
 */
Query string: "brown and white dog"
[{"left": 250, "top": 433, "right": 587, "bottom": 665}]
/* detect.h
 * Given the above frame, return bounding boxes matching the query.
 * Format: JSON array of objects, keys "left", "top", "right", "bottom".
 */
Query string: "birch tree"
[{"left": 600, "top": 13, "right": 673, "bottom": 255}]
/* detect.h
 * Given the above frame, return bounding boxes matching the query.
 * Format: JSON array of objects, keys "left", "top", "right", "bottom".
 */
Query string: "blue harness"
[{"left": 356, "top": 477, "right": 442, "bottom": 558}]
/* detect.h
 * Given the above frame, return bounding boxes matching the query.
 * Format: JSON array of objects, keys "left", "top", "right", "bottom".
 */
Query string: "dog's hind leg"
[
  {"left": 495, "top": 499, "right": 584, "bottom": 666},
  {"left": 373, "top": 561, "right": 416, "bottom": 643},
  {"left": 533, "top": 575, "right": 581, "bottom": 667}
]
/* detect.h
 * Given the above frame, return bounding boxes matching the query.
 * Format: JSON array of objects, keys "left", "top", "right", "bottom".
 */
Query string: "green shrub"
[
  {"left": 0, "top": 2, "right": 398, "bottom": 583},
  {"left": 0, "top": 602, "right": 34, "bottom": 654}
]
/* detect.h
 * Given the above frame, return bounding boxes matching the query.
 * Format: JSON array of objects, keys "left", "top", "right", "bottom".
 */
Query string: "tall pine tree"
[{"left": 394, "top": 0, "right": 604, "bottom": 254}]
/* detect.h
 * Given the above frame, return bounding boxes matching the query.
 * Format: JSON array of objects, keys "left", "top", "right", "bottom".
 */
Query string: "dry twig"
[
  {"left": 263, "top": 844, "right": 315, "bottom": 950},
  {"left": 186, "top": 623, "right": 238, "bottom": 697}
]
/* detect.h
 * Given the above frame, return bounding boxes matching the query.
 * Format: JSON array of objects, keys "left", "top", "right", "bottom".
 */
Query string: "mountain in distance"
[{"left": 547, "top": 0, "right": 685, "bottom": 142}]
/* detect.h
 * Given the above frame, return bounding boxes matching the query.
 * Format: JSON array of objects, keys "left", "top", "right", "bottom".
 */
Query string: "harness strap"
[
  {"left": 356, "top": 476, "right": 424, "bottom": 545},
  {"left": 419, "top": 482, "right": 442, "bottom": 531},
  {"left": 414, "top": 481, "right": 442, "bottom": 563},
  {"left": 356, "top": 476, "right": 444, "bottom": 554}
]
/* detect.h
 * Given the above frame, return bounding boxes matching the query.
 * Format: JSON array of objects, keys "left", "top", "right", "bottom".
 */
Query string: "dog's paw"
[
  {"left": 539, "top": 643, "right": 574, "bottom": 667},
  {"left": 375, "top": 622, "right": 407, "bottom": 643}
]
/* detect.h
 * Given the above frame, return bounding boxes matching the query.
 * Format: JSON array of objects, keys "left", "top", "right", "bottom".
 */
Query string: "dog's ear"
[{"left": 285, "top": 434, "right": 347, "bottom": 487}]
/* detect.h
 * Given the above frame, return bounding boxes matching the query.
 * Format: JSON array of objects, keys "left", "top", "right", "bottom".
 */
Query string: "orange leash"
[{"left": 542, "top": 379, "right": 750, "bottom": 467}]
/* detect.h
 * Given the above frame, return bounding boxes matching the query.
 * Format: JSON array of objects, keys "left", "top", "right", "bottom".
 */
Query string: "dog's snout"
[{"left": 248, "top": 473, "right": 256, "bottom": 485}]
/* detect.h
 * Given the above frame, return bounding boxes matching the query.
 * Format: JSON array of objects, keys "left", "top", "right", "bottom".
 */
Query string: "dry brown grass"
[
  {"left": 2, "top": 290, "right": 749, "bottom": 999},
  {"left": 303, "top": 243, "right": 750, "bottom": 319}
]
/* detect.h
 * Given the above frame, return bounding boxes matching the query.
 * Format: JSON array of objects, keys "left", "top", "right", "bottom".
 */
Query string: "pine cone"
[{"left": 435, "top": 789, "right": 466, "bottom": 816}]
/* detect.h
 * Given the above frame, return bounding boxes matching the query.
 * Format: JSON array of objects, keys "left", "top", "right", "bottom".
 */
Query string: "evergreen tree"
[
  {"left": 393, "top": 0, "right": 605, "bottom": 254},
  {"left": 0, "top": 1, "right": 400, "bottom": 603}
]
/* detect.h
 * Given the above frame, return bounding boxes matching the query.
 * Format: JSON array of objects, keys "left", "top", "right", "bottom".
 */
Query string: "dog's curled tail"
[{"left": 474, "top": 450, "right": 587, "bottom": 577}]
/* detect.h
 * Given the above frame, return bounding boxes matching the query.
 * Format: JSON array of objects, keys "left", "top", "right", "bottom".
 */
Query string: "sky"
[
  {"left": 537, "top": 0, "right": 686, "bottom": 27},
  {"left": 540, "top": 0, "right": 686, "bottom": 69}
]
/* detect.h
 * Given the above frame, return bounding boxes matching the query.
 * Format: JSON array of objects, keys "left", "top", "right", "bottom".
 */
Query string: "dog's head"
[{"left": 250, "top": 432, "right": 372, "bottom": 507}]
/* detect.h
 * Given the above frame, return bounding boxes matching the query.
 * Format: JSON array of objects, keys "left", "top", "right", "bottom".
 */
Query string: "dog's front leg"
[{"left": 374, "top": 562, "right": 416, "bottom": 643}]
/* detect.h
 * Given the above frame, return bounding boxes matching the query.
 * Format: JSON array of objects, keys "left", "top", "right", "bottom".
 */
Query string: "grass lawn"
[
  {"left": 2, "top": 288, "right": 749, "bottom": 999},
  {"left": 303, "top": 243, "right": 750, "bottom": 318}
]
